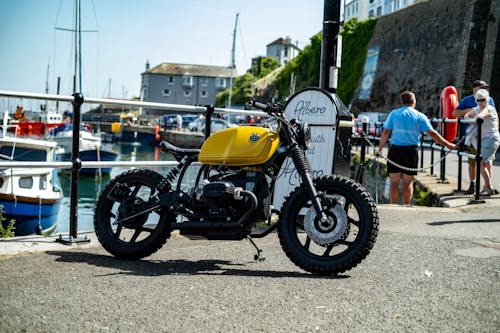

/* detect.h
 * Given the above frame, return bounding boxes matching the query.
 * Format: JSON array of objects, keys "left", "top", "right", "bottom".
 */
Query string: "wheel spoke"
[
  {"left": 303, "top": 236, "right": 312, "bottom": 250},
  {"left": 296, "top": 221, "right": 304, "bottom": 229},
  {"left": 348, "top": 216, "right": 360, "bottom": 227},
  {"left": 114, "top": 224, "right": 122, "bottom": 238},
  {"left": 322, "top": 244, "right": 334, "bottom": 256},
  {"left": 131, "top": 185, "right": 140, "bottom": 197},
  {"left": 130, "top": 229, "right": 142, "bottom": 242},
  {"left": 337, "top": 239, "right": 354, "bottom": 246},
  {"left": 343, "top": 198, "right": 352, "bottom": 213}
]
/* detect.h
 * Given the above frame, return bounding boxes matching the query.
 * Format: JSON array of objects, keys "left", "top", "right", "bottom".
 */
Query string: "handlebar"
[{"left": 250, "top": 100, "right": 283, "bottom": 114}]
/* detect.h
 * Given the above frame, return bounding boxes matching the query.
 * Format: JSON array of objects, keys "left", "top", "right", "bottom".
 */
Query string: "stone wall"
[{"left": 350, "top": 0, "right": 499, "bottom": 118}]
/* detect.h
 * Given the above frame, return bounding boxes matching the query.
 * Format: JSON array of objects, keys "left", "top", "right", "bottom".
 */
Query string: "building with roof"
[
  {"left": 266, "top": 37, "right": 301, "bottom": 66},
  {"left": 345, "top": 0, "right": 418, "bottom": 21},
  {"left": 140, "top": 61, "right": 236, "bottom": 113}
]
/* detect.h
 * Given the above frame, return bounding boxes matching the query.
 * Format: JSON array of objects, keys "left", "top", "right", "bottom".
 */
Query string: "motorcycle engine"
[{"left": 189, "top": 170, "right": 270, "bottom": 220}]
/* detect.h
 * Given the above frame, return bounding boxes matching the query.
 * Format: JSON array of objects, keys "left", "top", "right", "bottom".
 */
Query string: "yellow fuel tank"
[{"left": 198, "top": 126, "right": 280, "bottom": 166}]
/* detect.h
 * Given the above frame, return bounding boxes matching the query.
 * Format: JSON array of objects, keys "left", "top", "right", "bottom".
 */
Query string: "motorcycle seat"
[{"left": 159, "top": 141, "right": 200, "bottom": 156}]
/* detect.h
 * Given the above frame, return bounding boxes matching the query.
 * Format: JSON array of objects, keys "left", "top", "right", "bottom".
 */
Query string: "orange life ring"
[{"left": 439, "top": 86, "right": 459, "bottom": 142}]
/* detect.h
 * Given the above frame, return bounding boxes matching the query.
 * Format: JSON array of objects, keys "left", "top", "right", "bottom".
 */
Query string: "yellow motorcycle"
[{"left": 94, "top": 101, "right": 379, "bottom": 275}]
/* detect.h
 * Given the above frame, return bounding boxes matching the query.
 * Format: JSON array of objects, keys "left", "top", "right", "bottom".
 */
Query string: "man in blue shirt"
[
  {"left": 452, "top": 80, "right": 496, "bottom": 194},
  {"left": 378, "top": 91, "right": 456, "bottom": 205}
]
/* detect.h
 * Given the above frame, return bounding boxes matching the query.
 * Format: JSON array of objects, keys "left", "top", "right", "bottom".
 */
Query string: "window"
[
  {"left": 200, "top": 77, "right": 208, "bottom": 86},
  {"left": 201, "top": 90, "right": 208, "bottom": 98},
  {"left": 39, "top": 174, "right": 47, "bottom": 190},
  {"left": 377, "top": 6, "right": 382, "bottom": 16},
  {"left": 163, "top": 89, "right": 171, "bottom": 96},
  {"left": 168, "top": 76, "right": 174, "bottom": 84},
  {"left": 216, "top": 78, "right": 226, "bottom": 89},
  {"left": 182, "top": 75, "right": 193, "bottom": 87},
  {"left": 184, "top": 90, "right": 192, "bottom": 97},
  {"left": 284, "top": 47, "right": 288, "bottom": 57},
  {"left": 369, "top": 9, "right": 374, "bottom": 17},
  {"left": 19, "top": 176, "right": 33, "bottom": 189}
]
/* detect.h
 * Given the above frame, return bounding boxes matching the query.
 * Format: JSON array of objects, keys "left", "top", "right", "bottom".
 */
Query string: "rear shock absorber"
[{"left": 156, "top": 159, "right": 185, "bottom": 193}]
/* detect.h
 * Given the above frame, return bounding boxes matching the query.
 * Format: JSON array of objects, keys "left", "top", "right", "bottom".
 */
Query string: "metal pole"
[
  {"left": 56, "top": 93, "right": 90, "bottom": 244},
  {"left": 440, "top": 119, "right": 446, "bottom": 182},
  {"left": 204, "top": 105, "right": 214, "bottom": 140},
  {"left": 457, "top": 118, "right": 464, "bottom": 191},
  {"left": 320, "top": 0, "right": 343, "bottom": 93},
  {"left": 471, "top": 118, "right": 485, "bottom": 203},
  {"left": 356, "top": 120, "right": 368, "bottom": 183},
  {"left": 420, "top": 133, "right": 424, "bottom": 169}
]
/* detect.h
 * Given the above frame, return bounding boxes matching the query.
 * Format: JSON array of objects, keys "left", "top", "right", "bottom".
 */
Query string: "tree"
[{"left": 215, "top": 73, "right": 257, "bottom": 107}]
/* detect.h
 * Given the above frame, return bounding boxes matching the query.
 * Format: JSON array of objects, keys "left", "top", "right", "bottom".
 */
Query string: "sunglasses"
[{"left": 476, "top": 99, "right": 486, "bottom": 103}]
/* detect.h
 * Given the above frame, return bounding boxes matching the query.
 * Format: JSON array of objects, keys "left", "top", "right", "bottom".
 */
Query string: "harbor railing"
[{"left": 354, "top": 116, "right": 486, "bottom": 203}]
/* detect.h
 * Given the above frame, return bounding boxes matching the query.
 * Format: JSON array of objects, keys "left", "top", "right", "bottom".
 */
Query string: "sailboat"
[{"left": 52, "top": 0, "right": 117, "bottom": 176}]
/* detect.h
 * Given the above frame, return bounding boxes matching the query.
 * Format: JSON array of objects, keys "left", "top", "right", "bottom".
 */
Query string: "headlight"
[{"left": 297, "top": 122, "right": 311, "bottom": 150}]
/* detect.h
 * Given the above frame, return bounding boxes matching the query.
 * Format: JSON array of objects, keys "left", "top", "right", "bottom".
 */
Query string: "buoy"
[{"left": 440, "top": 86, "right": 459, "bottom": 142}]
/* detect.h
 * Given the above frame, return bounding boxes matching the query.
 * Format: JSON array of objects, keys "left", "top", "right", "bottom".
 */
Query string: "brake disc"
[{"left": 303, "top": 204, "right": 348, "bottom": 245}]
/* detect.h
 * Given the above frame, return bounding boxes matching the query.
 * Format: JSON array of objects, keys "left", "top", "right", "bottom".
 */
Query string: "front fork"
[{"left": 290, "top": 145, "right": 328, "bottom": 224}]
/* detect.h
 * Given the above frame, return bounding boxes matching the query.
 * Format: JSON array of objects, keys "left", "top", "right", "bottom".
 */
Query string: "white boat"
[
  {"left": 0, "top": 119, "right": 63, "bottom": 236},
  {"left": 51, "top": 123, "right": 118, "bottom": 175}
]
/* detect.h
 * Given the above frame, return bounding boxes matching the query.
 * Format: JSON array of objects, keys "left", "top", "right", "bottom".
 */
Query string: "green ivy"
[
  {"left": 337, "top": 18, "right": 377, "bottom": 104},
  {"left": 0, "top": 205, "right": 15, "bottom": 238},
  {"left": 413, "top": 183, "right": 433, "bottom": 207}
]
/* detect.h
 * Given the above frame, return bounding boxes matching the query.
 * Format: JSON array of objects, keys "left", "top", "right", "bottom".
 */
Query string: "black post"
[
  {"left": 457, "top": 118, "right": 464, "bottom": 192},
  {"left": 320, "top": 0, "right": 342, "bottom": 92},
  {"left": 56, "top": 93, "right": 90, "bottom": 244},
  {"left": 471, "top": 118, "right": 485, "bottom": 203},
  {"left": 439, "top": 119, "right": 446, "bottom": 182},
  {"left": 204, "top": 105, "right": 214, "bottom": 140},
  {"left": 321, "top": 0, "right": 352, "bottom": 177},
  {"left": 355, "top": 121, "right": 368, "bottom": 183},
  {"left": 420, "top": 133, "right": 424, "bottom": 169}
]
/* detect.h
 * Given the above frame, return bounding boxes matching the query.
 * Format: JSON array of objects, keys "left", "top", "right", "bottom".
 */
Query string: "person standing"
[
  {"left": 464, "top": 89, "right": 500, "bottom": 196},
  {"left": 176, "top": 114, "right": 183, "bottom": 131},
  {"left": 378, "top": 91, "right": 456, "bottom": 205},
  {"left": 452, "top": 80, "right": 496, "bottom": 194}
]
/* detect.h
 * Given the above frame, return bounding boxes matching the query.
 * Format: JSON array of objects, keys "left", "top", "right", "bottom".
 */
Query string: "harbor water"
[{"left": 56, "top": 142, "right": 176, "bottom": 234}]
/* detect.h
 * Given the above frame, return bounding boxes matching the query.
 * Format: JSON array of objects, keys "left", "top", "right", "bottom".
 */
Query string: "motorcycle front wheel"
[
  {"left": 94, "top": 169, "right": 173, "bottom": 260},
  {"left": 278, "top": 175, "right": 379, "bottom": 275}
]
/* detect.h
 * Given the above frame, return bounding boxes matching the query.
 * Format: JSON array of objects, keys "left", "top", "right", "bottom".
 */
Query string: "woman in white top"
[{"left": 465, "top": 89, "right": 500, "bottom": 196}]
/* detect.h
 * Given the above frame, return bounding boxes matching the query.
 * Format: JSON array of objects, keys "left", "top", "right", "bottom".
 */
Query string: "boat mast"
[
  {"left": 78, "top": 0, "right": 82, "bottom": 94},
  {"left": 73, "top": 0, "right": 78, "bottom": 93},
  {"left": 227, "top": 13, "right": 238, "bottom": 109},
  {"left": 73, "top": 0, "right": 82, "bottom": 93}
]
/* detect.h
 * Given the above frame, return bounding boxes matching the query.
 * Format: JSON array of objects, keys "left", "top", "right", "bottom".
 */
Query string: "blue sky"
[{"left": 0, "top": 0, "right": 324, "bottom": 102}]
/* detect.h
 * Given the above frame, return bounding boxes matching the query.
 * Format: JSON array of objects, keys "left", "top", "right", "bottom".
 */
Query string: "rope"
[{"left": 361, "top": 133, "right": 465, "bottom": 173}]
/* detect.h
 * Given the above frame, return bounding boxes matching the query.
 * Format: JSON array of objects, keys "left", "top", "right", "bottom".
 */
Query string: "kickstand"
[{"left": 246, "top": 236, "right": 265, "bottom": 261}]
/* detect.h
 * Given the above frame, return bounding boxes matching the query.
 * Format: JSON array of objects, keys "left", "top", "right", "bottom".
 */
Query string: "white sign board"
[{"left": 273, "top": 88, "right": 338, "bottom": 210}]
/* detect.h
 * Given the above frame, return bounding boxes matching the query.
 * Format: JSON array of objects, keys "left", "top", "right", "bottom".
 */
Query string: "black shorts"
[{"left": 387, "top": 145, "right": 418, "bottom": 176}]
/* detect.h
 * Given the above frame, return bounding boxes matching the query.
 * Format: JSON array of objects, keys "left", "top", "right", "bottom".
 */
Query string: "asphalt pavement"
[
  {"left": 0, "top": 149, "right": 499, "bottom": 332},
  {"left": 1, "top": 200, "right": 499, "bottom": 332}
]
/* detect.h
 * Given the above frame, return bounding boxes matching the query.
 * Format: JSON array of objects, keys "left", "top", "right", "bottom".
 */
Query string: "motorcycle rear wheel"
[
  {"left": 278, "top": 175, "right": 379, "bottom": 275},
  {"left": 94, "top": 169, "right": 173, "bottom": 260}
]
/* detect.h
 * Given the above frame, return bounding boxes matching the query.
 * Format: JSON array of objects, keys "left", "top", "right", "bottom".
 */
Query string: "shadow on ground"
[{"left": 46, "top": 250, "right": 349, "bottom": 280}]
